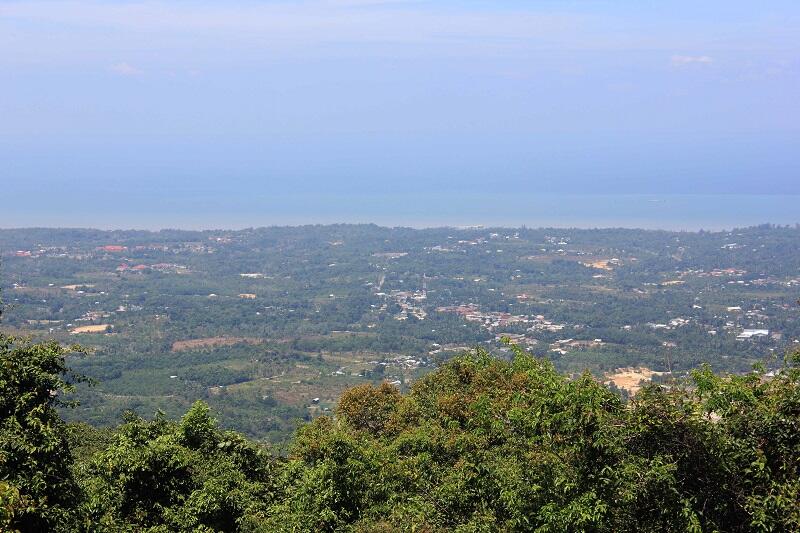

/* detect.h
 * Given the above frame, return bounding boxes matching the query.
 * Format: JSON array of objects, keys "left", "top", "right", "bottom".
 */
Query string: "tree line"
[{"left": 1, "top": 333, "right": 799, "bottom": 532}]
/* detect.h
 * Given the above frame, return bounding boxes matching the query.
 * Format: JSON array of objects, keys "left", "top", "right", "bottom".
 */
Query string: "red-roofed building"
[{"left": 100, "top": 245, "right": 127, "bottom": 252}]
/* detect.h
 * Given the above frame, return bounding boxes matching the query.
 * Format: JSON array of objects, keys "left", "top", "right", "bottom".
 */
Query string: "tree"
[
  {"left": 2, "top": 332, "right": 799, "bottom": 531},
  {"left": 80, "top": 401, "right": 278, "bottom": 532},
  {"left": 270, "top": 345, "right": 800, "bottom": 531},
  {"left": 0, "top": 335, "right": 86, "bottom": 531}
]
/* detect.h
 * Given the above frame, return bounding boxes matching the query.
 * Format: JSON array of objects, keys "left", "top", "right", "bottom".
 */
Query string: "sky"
[{"left": 1, "top": 1, "right": 799, "bottom": 228}]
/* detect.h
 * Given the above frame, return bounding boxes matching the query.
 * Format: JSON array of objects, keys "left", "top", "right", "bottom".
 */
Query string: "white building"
[{"left": 736, "top": 329, "right": 769, "bottom": 340}]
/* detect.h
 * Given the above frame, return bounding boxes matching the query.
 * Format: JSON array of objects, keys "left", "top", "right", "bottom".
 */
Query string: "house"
[
  {"left": 737, "top": 329, "right": 769, "bottom": 340},
  {"left": 99, "top": 245, "right": 127, "bottom": 252}
]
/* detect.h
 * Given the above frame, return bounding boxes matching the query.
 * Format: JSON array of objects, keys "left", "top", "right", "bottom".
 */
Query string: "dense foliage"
[
  {"left": 0, "top": 337, "right": 87, "bottom": 530},
  {"left": 1, "top": 333, "right": 799, "bottom": 531}
]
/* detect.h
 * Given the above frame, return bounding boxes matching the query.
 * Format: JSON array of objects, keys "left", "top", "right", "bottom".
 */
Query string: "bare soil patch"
[
  {"left": 604, "top": 367, "right": 665, "bottom": 395},
  {"left": 71, "top": 324, "right": 112, "bottom": 334}
]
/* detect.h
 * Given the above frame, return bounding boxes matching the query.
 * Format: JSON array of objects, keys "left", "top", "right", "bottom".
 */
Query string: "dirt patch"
[
  {"left": 61, "top": 284, "right": 96, "bottom": 291},
  {"left": 171, "top": 337, "right": 263, "bottom": 352},
  {"left": 71, "top": 324, "right": 113, "bottom": 334},
  {"left": 581, "top": 259, "right": 617, "bottom": 270},
  {"left": 271, "top": 382, "right": 349, "bottom": 407},
  {"left": 604, "top": 367, "right": 665, "bottom": 395}
]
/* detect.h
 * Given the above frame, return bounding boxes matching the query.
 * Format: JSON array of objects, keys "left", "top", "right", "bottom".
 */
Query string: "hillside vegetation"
[{"left": 1, "top": 334, "right": 799, "bottom": 532}]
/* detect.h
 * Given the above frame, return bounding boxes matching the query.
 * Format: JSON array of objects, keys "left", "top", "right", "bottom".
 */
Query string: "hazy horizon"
[{"left": 3, "top": 1, "right": 799, "bottom": 227}]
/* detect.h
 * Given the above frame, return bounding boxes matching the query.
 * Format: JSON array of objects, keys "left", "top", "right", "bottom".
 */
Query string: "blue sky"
[{"left": 1, "top": 1, "right": 799, "bottom": 227}]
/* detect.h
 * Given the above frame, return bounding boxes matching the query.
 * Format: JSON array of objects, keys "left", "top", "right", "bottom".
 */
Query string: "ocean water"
[{"left": 3, "top": 193, "right": 798, "bottom": 231}]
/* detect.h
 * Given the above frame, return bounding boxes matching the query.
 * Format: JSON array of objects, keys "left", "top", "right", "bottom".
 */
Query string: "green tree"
[
  {"left": 0, "top": 335, "right": 86, "bottom": 531},
  {"left": 2, "top": 329, "right": 799, "bottom": 532},
  {"left": 80, "top": 401, "right": 278, "bottom": 532},
  {"left": 267, "top": 345, "right": 800, "bottom": 532}
]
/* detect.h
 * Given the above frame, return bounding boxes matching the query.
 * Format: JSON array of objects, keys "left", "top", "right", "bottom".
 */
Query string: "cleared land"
[
  {"left": 581, "top": 260, "right": 615, "bottom": 270},
  {"left": 171, "top": 336, "right": 263, "bottom": 352},
  {"left": 71, "top": 324, "right": 112, "bottom": 334},
  {"left": 604, "top": 367, "right": 665, "bottom": 395}
]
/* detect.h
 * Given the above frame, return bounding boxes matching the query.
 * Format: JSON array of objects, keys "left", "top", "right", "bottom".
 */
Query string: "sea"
[{"left": 3, "top": 194, "right": 798, "bottom": 231}]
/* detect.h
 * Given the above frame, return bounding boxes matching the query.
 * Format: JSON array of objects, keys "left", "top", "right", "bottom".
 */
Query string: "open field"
[
  {"left": 71, "top": 324, "right": 112, "bottom": 334},
  {"left": 171, "top": 337, "right": 263, "bottom": 352},
  {"left": 604, "top": 367, "right": 666, "bottom": 395}
]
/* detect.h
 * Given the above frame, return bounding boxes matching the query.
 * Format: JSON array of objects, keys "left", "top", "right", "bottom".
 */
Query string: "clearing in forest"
[{"left": 171, "top": 337, "right": 263, "bottom": 352}]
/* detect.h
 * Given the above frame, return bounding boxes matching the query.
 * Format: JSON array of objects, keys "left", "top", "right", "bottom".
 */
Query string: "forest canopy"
[{"left": 1, "top": 333, "right": 798, "bottom": 532}]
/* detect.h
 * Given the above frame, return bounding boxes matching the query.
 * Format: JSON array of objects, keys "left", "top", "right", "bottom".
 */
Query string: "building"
[{"left": 736, "top": 329, "right": 769, "bottom": 340}]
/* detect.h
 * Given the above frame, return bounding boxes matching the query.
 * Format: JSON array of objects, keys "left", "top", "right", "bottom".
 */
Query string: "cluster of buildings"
[
  {"left": 367, "top": 354, "right": 425, "bottom": 370},
  {"left": 74, "top": 310, "right": 112, "bottom": 322},
  {"left": 681, "top": 267, "right": 749, "bottom": 278},
  {"left": 7, "top": 246, "right": 78, "bottom": 259},
  {"left": 647, "top": 317, "right": 694, "bottom": 329},
  {"left": 240, "top": 272, "right": 266, "bottom": 279},
  {"left": 424, "top": 232, "right": 520, "bottom": 254},
  {"left": 435, "top": 304, "right": 528, "bottom": 330},
  {"left": 549, "top": 338, "right": 604, "bottom": 355},
  {"left": 116, "top": 262, "right": 188, "bottom": 274},
  {"left": 382, "top": 289, "right": 427, "bottom": 320},
  {"left": 527, "top": 315, "right": 567, "bottom": 333},
  {"left": 371, "top": 252, "right": 408, "bottom": 259},
  {"left": 643, "top": 300, "right": 783, "bottom": 343},
  {"left": 436, "top": 305, "right": 567, "bottom": 345}
]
